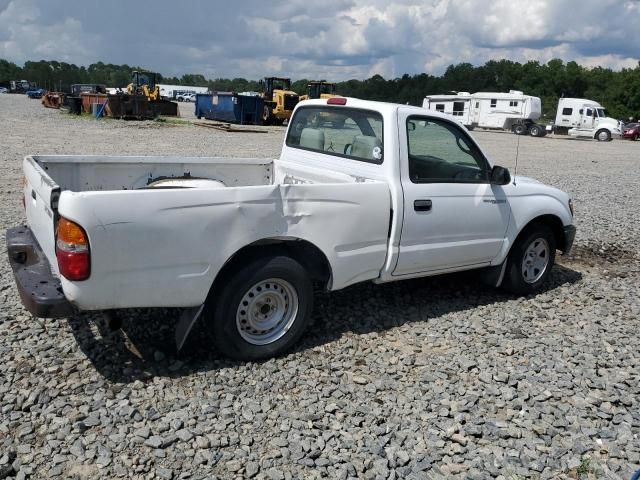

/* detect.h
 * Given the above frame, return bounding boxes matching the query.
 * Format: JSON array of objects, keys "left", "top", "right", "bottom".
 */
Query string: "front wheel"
[
  {"left": 262, "top": 106, "right": 272, "bottom": 125},
  {"left": 502, "top": 224, "right": 556, "bottom": 295},
  {"left": 596, "top": 129, "right": 611, "bottom": 142},
  {"left": 207, "top": 256, "right": 313, "bottom": 361}
]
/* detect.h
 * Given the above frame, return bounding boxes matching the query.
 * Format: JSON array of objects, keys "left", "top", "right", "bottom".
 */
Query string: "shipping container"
[{"left": 195, "top": 92, "right": 264, "bottom": 125}]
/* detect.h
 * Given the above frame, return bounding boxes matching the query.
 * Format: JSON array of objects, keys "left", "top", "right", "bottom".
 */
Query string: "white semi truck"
[
  {"left": 423, "top": 91, "right": 546, "bottom": 137},
  {"left": 549, "top": 98, "right": 623, "bottom": 141}
]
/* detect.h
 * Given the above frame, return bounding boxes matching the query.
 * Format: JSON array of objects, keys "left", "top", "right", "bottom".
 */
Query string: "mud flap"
[
  {"left": 175, "top": 304, "right": 204, "bottom": 351},
  {"left": 480, "top": 260, "right": 508, "bottom": 288}
]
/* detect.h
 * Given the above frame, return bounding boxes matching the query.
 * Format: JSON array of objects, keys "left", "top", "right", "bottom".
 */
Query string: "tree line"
[{"left": 2, "top": 58, "right": 639, "bottom": 120}]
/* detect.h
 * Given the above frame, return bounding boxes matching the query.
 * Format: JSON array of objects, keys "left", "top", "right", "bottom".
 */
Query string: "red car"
[{"left": 623, "top": 122, "right": 640, "bottom": 140}]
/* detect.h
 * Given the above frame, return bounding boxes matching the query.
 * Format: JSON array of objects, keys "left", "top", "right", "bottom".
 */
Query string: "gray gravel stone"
[
  {"left": 144, "top": 436, "right": 164, "bottom": 448},
  {"left": 0, "top": 95, "right": 639, "bottom": 480}
]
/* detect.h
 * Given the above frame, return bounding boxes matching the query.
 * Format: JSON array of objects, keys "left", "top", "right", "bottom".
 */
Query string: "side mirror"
[
  {"left": 408, "top": 121, "right": 416, "bottom": 131},
  {"left": 490, "top": 165, "right": 511, "bottom": 185}
]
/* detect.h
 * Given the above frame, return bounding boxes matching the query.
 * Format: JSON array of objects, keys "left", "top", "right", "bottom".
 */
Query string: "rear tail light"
[{"left": 56, "top": 217, "right": 90, "bottom": 280}]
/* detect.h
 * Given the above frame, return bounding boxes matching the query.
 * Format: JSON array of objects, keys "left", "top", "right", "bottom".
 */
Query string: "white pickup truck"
[{"left": 7, "top": 97, "right": 575, "bottom": 360}]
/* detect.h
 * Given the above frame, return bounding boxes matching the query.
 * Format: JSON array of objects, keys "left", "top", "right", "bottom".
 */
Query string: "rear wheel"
[
  {"left": 502, "top": 224, "right": 556, "bottom": 295},
  {"left": 529, "top": 124, "right": 542, "bottom": 137},
  {"left": 207, "top": 256, "right": 313, "bottom": 361},
  {"left": 596, "top": 129, "right": 611, "bottom": 142}
]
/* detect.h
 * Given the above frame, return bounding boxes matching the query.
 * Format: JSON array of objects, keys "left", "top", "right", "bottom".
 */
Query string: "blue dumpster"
[{"left": 195, "top": 92, "right": 264, "bottom": 125}]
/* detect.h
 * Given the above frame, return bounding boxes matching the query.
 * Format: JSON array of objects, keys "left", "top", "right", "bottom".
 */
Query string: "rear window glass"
[{"left": 286, "top": 106, "right": 384, "bottom": 164}]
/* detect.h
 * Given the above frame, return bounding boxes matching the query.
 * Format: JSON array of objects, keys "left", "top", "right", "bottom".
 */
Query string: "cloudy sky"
[{"left": 1, "top": 0, "right": 638, "bottom": 80}]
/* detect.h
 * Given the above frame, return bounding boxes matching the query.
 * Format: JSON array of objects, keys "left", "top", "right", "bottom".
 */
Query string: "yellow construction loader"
[
  {"left": 125, "top": 71, "right": 177, "bottom": 116},
  {"left": 126, "top": 71, "right": 161, "bottom": 100},
  {"left": 260, "top": 77, "right": 299, "bottom": 125},
  {"left": 300, "top": 81, "right": 338, "bottom": 101},
  {"left": 299, "top": 81, "right": 344, "bottom": 127}
]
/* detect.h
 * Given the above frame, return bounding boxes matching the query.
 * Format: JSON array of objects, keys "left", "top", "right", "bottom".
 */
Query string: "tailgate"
[{"left": 23, "top": 156, "right": 60, "bottom": 274}]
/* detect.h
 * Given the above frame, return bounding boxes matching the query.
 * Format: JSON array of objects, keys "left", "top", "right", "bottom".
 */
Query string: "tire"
[
  {"left": 502, "top": 224, "right": 556, "bottom": 295},
  {"left": 513, "top": 124, "right": 528, "bottom": 135},
  {"left": 633, "top": 133, "right": 639, "bottom": 141},
  {"left": 595, "top": 129, "right": 611, "bottom": 142},
  {"left": 207, "top": 255, "right": 313, "bottom": 361},
  {"left": 529, "top": 124, "right": 542, "bottom": 137},
  {"left": 262, "top": 106, "right": 272, "bottom": 125}
]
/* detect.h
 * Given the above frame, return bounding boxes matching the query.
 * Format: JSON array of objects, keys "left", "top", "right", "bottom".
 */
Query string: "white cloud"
[{"left": 0, "top": 0, "right": 638, "bottom": 80}]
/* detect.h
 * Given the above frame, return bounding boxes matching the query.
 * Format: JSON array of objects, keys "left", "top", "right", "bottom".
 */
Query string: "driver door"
[
  {"left": 394, "top": 112, "right": 511, "bottom": 276},
  {"left": 581, "top": 107, "right": 595, "bottom": 129}
]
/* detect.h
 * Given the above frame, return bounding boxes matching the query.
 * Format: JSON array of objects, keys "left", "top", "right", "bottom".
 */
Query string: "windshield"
[{"left": 596, "top": 108, "right": 607, "bottom": 118}]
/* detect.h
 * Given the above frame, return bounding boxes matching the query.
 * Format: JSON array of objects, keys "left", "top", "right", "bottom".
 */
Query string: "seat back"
[
  {"left": 351, "top": 135, "right": 382, "bottom": 160},
  {"left": 299, "top": 128, "right": 325, "bottom": 150}
]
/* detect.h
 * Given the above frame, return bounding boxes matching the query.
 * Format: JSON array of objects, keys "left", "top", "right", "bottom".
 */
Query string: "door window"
[{"left": 407, "top": 117, "right": 489, "bottom": 183}]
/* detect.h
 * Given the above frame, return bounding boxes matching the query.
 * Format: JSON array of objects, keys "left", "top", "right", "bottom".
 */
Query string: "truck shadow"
[{"left": 67, "top": 263, "right": 582, "bottom": 383}]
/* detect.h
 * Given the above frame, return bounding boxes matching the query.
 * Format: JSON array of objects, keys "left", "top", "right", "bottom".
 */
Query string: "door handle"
[{"left": 414, "top": 199, "right": 432, "bottom": 212}]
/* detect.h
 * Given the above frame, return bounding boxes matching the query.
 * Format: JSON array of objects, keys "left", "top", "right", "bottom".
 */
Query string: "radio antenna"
[{"left": 513, "top": 131, "right": 520, "bottom": 185}]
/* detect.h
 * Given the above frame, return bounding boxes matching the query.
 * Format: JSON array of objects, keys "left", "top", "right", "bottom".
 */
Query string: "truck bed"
[{"left": 24, "top": 155, "right": 391, "bottom": 310}]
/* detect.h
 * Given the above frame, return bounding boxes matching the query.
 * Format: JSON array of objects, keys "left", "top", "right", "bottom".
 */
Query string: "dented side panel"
[{"left": 57, "top": 179, "right": 391, "bottom": 310}]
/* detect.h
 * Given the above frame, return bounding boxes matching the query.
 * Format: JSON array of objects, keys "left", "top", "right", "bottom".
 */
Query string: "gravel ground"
[{"left": 1, "top": 94, "right": 639, "bottom": 479}]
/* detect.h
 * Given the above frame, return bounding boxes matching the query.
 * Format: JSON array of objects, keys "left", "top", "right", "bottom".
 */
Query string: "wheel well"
[
  {"left": 517, "top": 215, "right": 567, "bottom": 252},
  {"left": 209, "top": 239, "right": 332, "bottom": 299}
]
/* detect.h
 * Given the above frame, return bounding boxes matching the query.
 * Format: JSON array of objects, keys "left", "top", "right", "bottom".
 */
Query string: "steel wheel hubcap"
[
  {"left": 521, "top": 237, "right": 550, "bottom": 284},
  {"left": 236, "top": 278, "right": 298, "bottom": 345},
  {"left": 598, "top": 131, "right": 608, "bottom": 141}
]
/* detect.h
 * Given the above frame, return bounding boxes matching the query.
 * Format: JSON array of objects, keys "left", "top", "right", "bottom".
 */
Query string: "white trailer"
[
  {"left": 423, "top": 90, "right": 546, "bottom": 137},
  {"left": 550, "top": 98, "right": 623, "bottom": 141},
  {"left": 157, "top": 84, "right": 209, "bottom": 100}
]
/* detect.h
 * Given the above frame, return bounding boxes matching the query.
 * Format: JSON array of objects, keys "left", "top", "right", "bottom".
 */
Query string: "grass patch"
[
  {"left": 153, "top": 117, "right": 190, "bottom": 126},
  {"left": 567, "top": 456, "right": 594, "bottom": 479},
  {"left": 576, "top": 457, "right": 591, "bottom": 477}
]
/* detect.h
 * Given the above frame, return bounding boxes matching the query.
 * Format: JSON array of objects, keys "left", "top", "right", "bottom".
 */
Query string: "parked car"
[
  {"left": 0, "top": 87, "right": 8, "bottom": 94},
  {"left": 622, "top": 122, "right": 640, "bottom": 140},
  {"left": 176, "top": 92, "right": 195, "bottom": 102},
  {"left": 7, "top": 97, "right": 576, "bottom": 361},
  {"left": 25, "top": 88, "right": 45, "bottom": 99}
]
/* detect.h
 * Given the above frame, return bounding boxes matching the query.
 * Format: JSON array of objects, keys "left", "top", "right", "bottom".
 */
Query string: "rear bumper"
[
  {"left": 563, "top": 224, "right": 576, "bottom": 255},
  {"left": 6, "top": 226, "right": 74, "bottom": 318}
]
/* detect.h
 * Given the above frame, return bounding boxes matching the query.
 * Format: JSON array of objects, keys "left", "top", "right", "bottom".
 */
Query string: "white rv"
[
  {"left": 423, "top": 91, "right": 546, "bottom": 137},
  {"left": 550, "top": 98, "right": 622, "bottom": 141}
]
